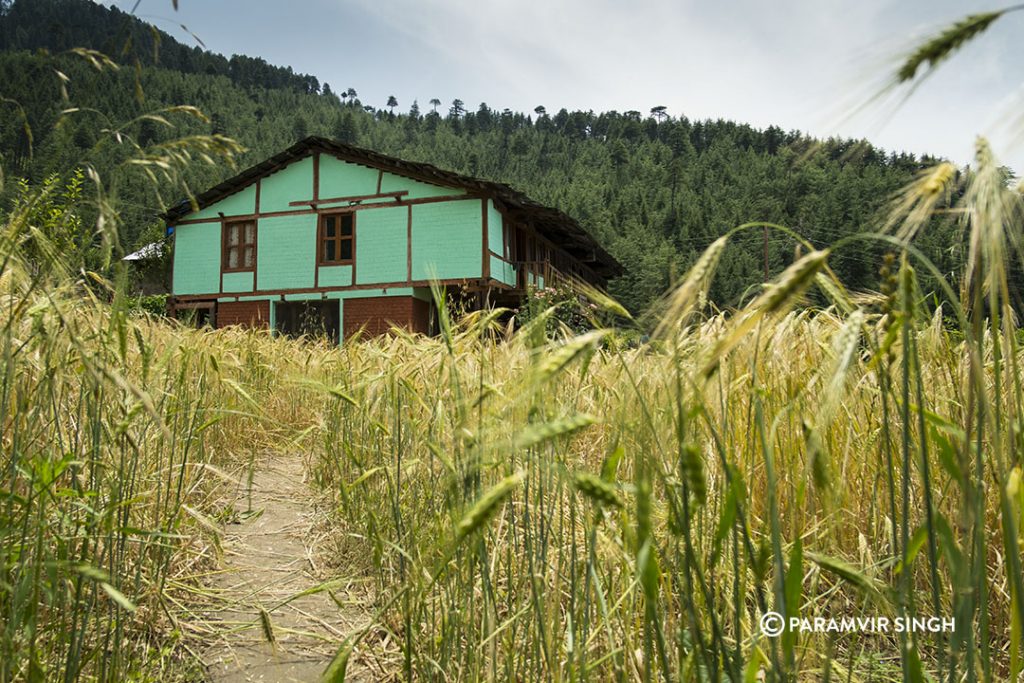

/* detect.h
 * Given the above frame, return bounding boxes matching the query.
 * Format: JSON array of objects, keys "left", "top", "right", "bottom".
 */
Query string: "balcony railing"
[
  {"left": 513, "top": 260, "right": 557, "bottom": 290},
  {"left": 494, "top": 255, "right": 598, "bottom": 291}
]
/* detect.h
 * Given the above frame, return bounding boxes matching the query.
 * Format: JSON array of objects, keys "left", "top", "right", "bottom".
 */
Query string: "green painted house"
[{"left": 165, "top": 137, "right": 621, "bottom": 340}]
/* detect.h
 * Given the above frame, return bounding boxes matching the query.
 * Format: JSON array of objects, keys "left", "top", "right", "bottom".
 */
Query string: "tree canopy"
[{"left": 0, "top": 0, "right": 965, "bottom": 313}]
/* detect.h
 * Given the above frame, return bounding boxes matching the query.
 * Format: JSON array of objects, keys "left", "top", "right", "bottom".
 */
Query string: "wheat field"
[{"left": 3, "top": 132, "right": 1023, "bottom": 681}]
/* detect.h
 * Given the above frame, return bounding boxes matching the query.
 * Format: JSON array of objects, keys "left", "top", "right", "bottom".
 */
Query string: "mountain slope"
[{"left": 0, "top": 0, "right": 961, "bottom": 312}]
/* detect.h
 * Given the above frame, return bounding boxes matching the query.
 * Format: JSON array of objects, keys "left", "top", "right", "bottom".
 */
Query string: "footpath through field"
[{"left": 198, "top": 454, "right": 374, "bottom": 682}]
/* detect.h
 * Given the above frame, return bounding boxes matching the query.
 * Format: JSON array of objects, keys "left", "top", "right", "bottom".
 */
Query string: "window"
[
  {"left": 319, "top": 213, "right": 355, "bottom": 265},
  {"left": 223, "top": 220, "right": 256, "bottom": 272}
]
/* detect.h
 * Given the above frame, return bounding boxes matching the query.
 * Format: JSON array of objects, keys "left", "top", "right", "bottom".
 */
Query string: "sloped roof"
[
  {"left": 123, "top": 241, "right": 164, "bottom": 261},
  {"left": 163, "top": 137, "right": 622, "bottom": 279}
]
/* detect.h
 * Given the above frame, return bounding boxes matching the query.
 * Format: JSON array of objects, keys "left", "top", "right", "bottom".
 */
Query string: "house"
[
  {"left": 124, "top": 241, "right": 164, "bottom": 261},
  {"left": 164, "top": 137, "right": 622, "bottom": 341}
]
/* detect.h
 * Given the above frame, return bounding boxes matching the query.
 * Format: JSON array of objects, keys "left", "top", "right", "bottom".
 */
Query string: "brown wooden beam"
[
  {"left": 287, "top": 190, "right": 407, "bottom": 207},
  {"left": 172, "top": 193, "right": 473, "bottom": 225},
  {"left": 312, "top": 153, "right": 320, "bottom": 202},
  {"left": 170, "top": 277, "right": 493, "bottom": 301},
  {"left": 406, "top": 205, "right": 413, "bottom": 283}
]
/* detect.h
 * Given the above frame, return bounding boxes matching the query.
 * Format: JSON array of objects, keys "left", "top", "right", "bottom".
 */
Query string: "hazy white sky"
[{"left": 112, "top": 0, "right": 1024, "bottom": 171}]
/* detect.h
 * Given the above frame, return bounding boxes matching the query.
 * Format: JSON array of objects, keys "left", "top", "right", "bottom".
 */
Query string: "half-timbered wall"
[
  {"left": 172, "top": 152, "right": 489, "bottom": 303},
  {"left": 170, "top": 149, "right": 615, "bottom": 340},
  {"left": 172, "top": 220, "right": 220, "bottom": 294}
]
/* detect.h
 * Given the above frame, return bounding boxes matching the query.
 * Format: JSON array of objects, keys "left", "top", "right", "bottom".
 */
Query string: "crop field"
[
  {"left": 3, "top": 140, "right": 1023, "bottom": 681},
  {"left": 2, "top": 7, "right": 1024, "bottom": 679}
]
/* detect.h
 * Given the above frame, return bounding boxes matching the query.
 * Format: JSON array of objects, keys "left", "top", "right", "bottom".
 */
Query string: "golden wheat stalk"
[
  {"left": 573, "top": 472, "right": 622, "bottom": 508},
  {"left": 806, "top": 309, "right": 865, "bottom": 491},
  {"left": 680, "top": 443, "right": 707, "bottom": 506},
  {"left": 653, "top": 234, "right": 728, "bottom": 340},
  {"left": 881, "top": 161, "right": 958, "bottom": 242},
  {"left": 532, "top": 330, "right": 607, "bottom": 386},
  {"left": 455, "top": 471, "right": 525, "bottom": 541},
  {"left": 512, "top": 413, "right": 598, "bottom": 450},
  {"left": 896, "top": 12, "right": 1006, "bottom": 85},
  {"left": 701, "top": 249, "right": 830, "bottom": 380}
]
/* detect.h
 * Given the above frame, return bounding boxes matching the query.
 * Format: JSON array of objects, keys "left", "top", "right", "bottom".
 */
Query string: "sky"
[{"left": 108, "top": 0, "right": 1024, "bottom": 172}]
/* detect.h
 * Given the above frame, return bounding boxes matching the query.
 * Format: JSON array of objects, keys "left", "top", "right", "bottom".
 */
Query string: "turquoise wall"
[
  {"left": 260, "top": 156, "right": 313, "bottom": 213},
  {"left": 189, "top": 184, "right": 256, "bottom": 220},
  {"left": 380, "top": 171, "right": 461, "bottom": 199},
  {"left": 176, "top": 156, "right": 467, "bottom": 223},
  {"left": 319, "top": 155, "right": 378, "bottom": 198},
  {"left": 173, "top": 155, "right": 494, "bottom": 297},
  {"left": 318, "top": 265, "right": 353, "bottom": 287},
  {"left": 487, "top": 200, "right": 503, "bottom": 256},
  {"left": 411, "top": 200, "right": 482, "bottom": 280},
  {"left": 257, "top": 214, "right": 316, "bottom": 290},
  {"left": 356, "top": 206, "right": 407, "bottom": 285},
  {"left": 172, "top": 221, "right": 220, "bottom": 294},
  {"left": 491, "top": 255, "right": 516, "bottom": 286},
  {"left": 222, "top": 271, "right": 254, "bottom": 293}
]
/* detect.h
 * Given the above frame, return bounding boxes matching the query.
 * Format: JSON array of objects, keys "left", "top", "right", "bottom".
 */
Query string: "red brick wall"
[
  {"left": 217, "top": 301, "right": 270, "bottom": 329},
  {"left": 343, "top": 296, "right": 430, "bottom": 338}
]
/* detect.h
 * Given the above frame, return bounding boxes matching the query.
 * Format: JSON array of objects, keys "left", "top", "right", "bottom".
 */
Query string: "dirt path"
[{"left": 199, "top": 454, "right": 373, "bottom": 682}]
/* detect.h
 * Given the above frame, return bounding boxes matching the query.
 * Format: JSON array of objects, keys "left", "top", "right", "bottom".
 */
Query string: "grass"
[
  {"left": 0, "top": 261, "right": 285, "bottom": 680},
  {"left": 305, "top": 274, "right": 1019, "bottom": 681},
  {"left": 3, "top": 156, "right": 1024, "bottom": 680}
]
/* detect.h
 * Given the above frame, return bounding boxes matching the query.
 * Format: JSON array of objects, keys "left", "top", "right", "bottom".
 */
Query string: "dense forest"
[{"left": 0, "top": 0, "right": 966, "bottom": 312}]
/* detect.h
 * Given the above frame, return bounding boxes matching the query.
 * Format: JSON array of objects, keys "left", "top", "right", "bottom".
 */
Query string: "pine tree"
[{"left": 292, "top": 115, "right": 308, "bottom": 140}]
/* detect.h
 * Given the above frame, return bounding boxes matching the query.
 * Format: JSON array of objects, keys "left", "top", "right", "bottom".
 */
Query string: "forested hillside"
[{"left": 0, "top": 0, "right": 962, "bottom": 312}]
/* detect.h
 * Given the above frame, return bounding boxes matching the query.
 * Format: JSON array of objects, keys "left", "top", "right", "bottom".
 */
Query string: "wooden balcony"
[{"left": 512, "top": 260, "right": 555, "bottom": 290}]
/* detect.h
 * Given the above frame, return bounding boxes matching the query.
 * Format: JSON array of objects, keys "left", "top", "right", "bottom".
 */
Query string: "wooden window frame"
[
  {"left": 222, "top": 219, "right": 257, "bottom": 273},
  {"left": 318, "top": 211, "right": 356, "bottom": 266}
]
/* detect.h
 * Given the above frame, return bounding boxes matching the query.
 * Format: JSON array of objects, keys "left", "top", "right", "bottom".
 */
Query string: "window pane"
[
  {"left": 325, "top": 216, "right": 336, "bottom": 238},
  {"left": 325, "top": 240, "right": 336, "bottom": 262},
  {"left": 228, "top": 246, "right": 238, "bottom": 269},
  {"left": 228, "top": 225, "right": 240, "bottom": 246},
  {"left": 340, "top": 239, "right": 352, "bottom": 260},
  {"left": 341, "top": 215, "right": 353, "bottom": 236},
  {"left": 244, "top": 223, "right": 254, "bottom": 243},
  {"left": 244, "top": 246, "right": 254, "bottom": 267}
]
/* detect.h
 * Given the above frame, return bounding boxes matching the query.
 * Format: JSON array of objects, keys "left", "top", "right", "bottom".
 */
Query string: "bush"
[
  {"left": 513, "top": 284, "right": 596, "bottom": 336},
  {"left": 126, "top": 293, "right": 168, "bottom": 317}
]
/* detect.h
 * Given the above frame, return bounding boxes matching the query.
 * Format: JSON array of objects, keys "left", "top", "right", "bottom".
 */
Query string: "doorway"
[
  {"left": 275, "top": 300, "right": 340, "bottom": 344},
  {"left": 175, "top": 302, "right": 215, "bottom": 328}
]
